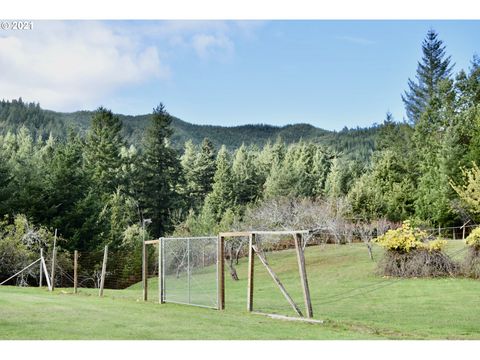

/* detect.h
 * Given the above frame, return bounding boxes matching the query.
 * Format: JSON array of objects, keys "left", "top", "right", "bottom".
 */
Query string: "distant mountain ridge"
[{"left": 0, "top": 99, "right": 378, "bottom": 160}]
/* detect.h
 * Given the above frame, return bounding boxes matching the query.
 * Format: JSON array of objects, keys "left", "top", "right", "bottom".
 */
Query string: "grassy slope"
[{"left": 1, "top": 242, "right": 479, "bottom": 339}]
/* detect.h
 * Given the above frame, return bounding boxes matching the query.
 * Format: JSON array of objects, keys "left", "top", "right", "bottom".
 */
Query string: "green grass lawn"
[{"left": 1, "top": 241, "right": 479, "bottom": 339}]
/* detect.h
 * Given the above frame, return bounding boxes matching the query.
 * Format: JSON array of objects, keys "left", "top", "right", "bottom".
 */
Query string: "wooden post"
[
  {"left": 39, "top": 248, "right": 43, "bottom": 288},
  {"left": 41, "top": 256, "right": 52, "bottom": 291},
  {"left": 294, "top": 233, "right": 313, "bottom": 318},
  {"left": 99, "top": 245, "right": 108, "bottom": 297},
  {"left": 142, "top": 240, "right": 148, "bottom": 301},
  {"left": 217, "top": 235, "right": 225, "bottom": 310},
  {"left": 73, "top": 250, "right": 78, "bottom": 294},
  {"left": 453, "top": 228, "right": 456, "bottom": 240},
  {"left": 463, "top": 226, "right": 466, "bottom": 240},
  {"left": 159, "top": 238, "right": 164, "bottom": 304},
  {"left": 252, "top": 245, "right": 304, "bottom": 317},
  {"left": 247, "top": 233, "right": 255, "bottom": 312},
  {"left": 50, "top": 229, "right": 57, "bottom": 291},
  {"left": 438, "top": 225, "right": 441, "bottom": 237},
  {"left": 187, "top": 238, "right": 191, "bottom": 303}
]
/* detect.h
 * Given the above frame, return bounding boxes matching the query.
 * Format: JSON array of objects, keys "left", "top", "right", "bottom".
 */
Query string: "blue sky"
[{"left": 1, "top": 20, "right": 479, "bottom": 130}]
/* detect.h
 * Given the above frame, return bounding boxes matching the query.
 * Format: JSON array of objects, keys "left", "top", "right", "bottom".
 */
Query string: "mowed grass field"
[{"left": 1, "top": 241, "right": 480, "bottom": 339}]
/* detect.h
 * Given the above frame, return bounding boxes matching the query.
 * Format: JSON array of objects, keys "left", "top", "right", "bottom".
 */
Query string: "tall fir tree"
[
  {"left": 140, "top": 103, "right": 183, "bottom": 237},
  {"left": 203, "top": 145, "right": 235, "bottom": 220},
  {"left": 402, "top": 29, "right": 454, "bottom": 124},
  {"left": 231, "top": 144, "right": 261, "bottom": 205},
  {"left": 191, "top": 138, "right": 217, "bottom": 206},
  {"left": 180, "top": 140, "right": 198, "bottom": 208},
  {"left": 0, "top": 149, "right": 12, "bottom": 216},
  {"left": 42, "top": 130, "right": 87, "bottom": 243},
  {"left": 84, "top": 107, "right": 125, "bottom": 194}
]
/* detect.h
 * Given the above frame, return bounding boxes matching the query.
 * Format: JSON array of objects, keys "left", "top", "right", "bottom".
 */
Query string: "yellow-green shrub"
[
  {"left": 373, "top": 220, "right": 428, "bottom": 252},
  {"left": 425, "top": 239, "right": 447, "bottom": 252},
  {"left": 465, "top": 227, "right": 480, "bottom": 249}
]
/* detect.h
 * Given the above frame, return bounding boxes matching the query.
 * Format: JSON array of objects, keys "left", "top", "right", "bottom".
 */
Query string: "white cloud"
[
  {"left": 123, "top": 20, "right": 264, "bottom": 59},
  {"left": 192, "top": 33, "right": 234, "bottom": 59},
  {"left": 337, "top": 35, "right": 375, "bottom": 45},
  {"left": 0, "top": 21, "right": 169, "bottom": 111},
  {"left": 0, "top": 20, "right": 266, "bottom": 111}
]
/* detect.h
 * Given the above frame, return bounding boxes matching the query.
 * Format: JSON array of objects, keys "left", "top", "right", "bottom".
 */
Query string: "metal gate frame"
[{"left": 143, "top": 236, "right": 224, "bottom": 310}]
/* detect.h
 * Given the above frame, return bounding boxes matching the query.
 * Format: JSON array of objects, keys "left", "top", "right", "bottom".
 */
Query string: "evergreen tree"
[
  {"left": 191, "top": 138, "right": 216, "bottom": 205},
  {"left": 264, "top": 145, "right": 298, "bottom": 198},
  {"left": 325, "top": 158, "right": 344, "bottom": 199},
  {"left": 203, "top": 145, "right": 235, "bottom": 220},
  {"left": 348, "top": 150, "right": 415, "bottom": 221},
  {"left": 255, "top": 138, "right": 285, "bottom": 187},
  {"left": 140, "top": 103, "right": 183, "bottom": 237},
  {"left": 42, "top": 131, "right": 87, "bottom": 242},
  {"left": 0, "top": 150, "right": 12, "bottom": 216},
  {"left": 231, "top": 144, "right": 261, "bottom": 205},
  {"left": 6, "top": 127, "right": 46, "bottom": 222},
  {"left": 455, "top": 55, "right": 480, "bottom": 111},
  {"left": 84, "top": 107, "right": 125, "bottom": 194},
  {"left": 402, "top": 29, "right": 454, "bottom": 124},
  {"left": 99, "top": 189, "right": 139, "bottom": 249},
  {"left": 312, "top": 145, "right": 334, "bottom": 196}
]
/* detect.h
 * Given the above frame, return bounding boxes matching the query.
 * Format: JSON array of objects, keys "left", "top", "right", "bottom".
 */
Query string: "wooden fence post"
[
  {"left": 50, "top": 229, "right": 57, "bottom": 291},
  {"left": 247, "top": 233, "right": 255, "bottom": 312},
  {"left": 294, "top": 233, "right": 313, "bottom": 318},
  {"left": 99, "top": 245, "right": 108, "bottom": 297},
  {"left": 252, "top": 245, "right": 304, "bottom": 317},
  {"left": 39, "top": 248, "right": 43, "bottom": 288},
  {"left": 142, "top": 240, "right": 148, "bottom": 301},
  {"left": 187, "top": 238, "right": 191, "bottom": 303},
  {"left": 73, "top": 250, "right": 78, "bottom": 294},
  {"left": 217, "top": 235, "right": 225, "bottom": 310},
  {"left": 159, "top": 238, "right": 164, "bottom": 304},
  {"left": 40, "top": 256, "right": 52, "bottom": 291},
  {"left": 463, "top": 226, "right": 466, "bottom": 240}
]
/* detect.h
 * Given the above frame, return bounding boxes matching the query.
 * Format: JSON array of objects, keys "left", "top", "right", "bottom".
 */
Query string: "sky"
[{"left": 0, "top": 20, "right": 479, "bottom": 130}]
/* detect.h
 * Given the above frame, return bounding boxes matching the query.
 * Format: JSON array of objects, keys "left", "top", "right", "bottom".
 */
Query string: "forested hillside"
[{"left": 0, "top": 99, "right": 378, "bottom": 159}]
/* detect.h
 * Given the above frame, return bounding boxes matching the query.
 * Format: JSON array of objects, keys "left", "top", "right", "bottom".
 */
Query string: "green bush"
[
  {"left": 465, "top": 227, "right": 480, "bottom": 249},
  {"left": 374, "top": 220, "right": 456, "bottom": 277}
]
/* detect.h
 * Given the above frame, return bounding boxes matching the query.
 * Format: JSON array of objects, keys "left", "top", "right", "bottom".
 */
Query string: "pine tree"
[
  {"left": 191, "top": 138, "right": 216, "bottom": 205},
  {"left": 203, "top": 145, "right": 234, "bottom": 220},
  {"left": 180, "top": 138, "right": 217, "bottom": 210},
  {"left": 231, "top": 144, "right": 261, "bottom": 205},
  {"left": 312, "top": 145, "right": 334, "bottom": 196},
  {"left": 0, "top": 150, "right": 12, "bottom": 215},
  {"left": 402, "top": 29, "right": 454, "bottom": 124},
  {"left": 99, "top": 189, "right": 139, "bottom": 249},
  {"left": 264, "top": 144, "right": 298, "bottom": 198},
  {"left": 84, "top": 107, "right": 125, "bottom": 193},
  {"left": 43, "top": 131, "right": 86, "bottom": 238},
  {"left": 255, "top": 138, "right": 286, "bottom": 188},
  {"left": 455, "top": 55, "right": 480, "bottom": 110},
  {"left": 180, "top": 140, "right": 198, "bottom": 206},
  {"left": 7, "top": 127, "right": 47, "bottom": 222},
  {"left": 140, "top": 103, "right": 183, "bottom": 237},
  {"left": 325, "top": 158, "right": 343, "bottom": 199}
]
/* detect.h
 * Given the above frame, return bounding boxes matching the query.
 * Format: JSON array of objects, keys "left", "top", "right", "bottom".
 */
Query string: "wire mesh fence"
[
  {"left": 162, "top": 236, "right": 218, "bottom": 309},
  {"left": 52, "top": 247, "right": 148, "bottom": 301}
]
